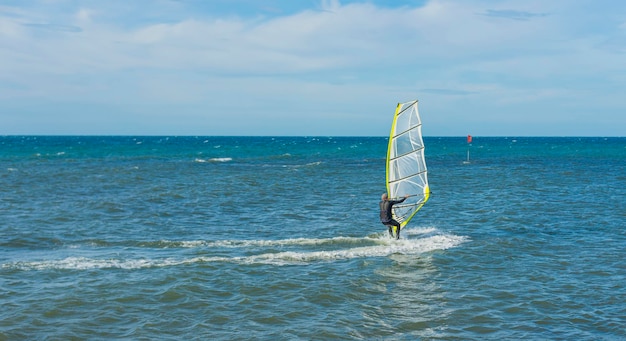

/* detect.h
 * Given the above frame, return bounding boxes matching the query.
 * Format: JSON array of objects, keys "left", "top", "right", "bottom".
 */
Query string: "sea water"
[{"left": 1, "top": 136, "right": 624, "bottom": 340}]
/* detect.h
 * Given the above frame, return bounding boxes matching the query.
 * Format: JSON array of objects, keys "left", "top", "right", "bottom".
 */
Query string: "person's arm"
[{"left": 394, "top": 195, "right": 410, "bottom": 204}]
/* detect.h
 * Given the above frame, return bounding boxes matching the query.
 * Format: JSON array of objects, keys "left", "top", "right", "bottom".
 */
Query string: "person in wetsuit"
[{"left": 379, "top": 193, "right": 409, "bottom": 239}]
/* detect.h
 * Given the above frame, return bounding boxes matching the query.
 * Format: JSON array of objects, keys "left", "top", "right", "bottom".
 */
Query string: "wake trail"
[{"left": 2, "top": 229, "right": 467, "bottom": 270}]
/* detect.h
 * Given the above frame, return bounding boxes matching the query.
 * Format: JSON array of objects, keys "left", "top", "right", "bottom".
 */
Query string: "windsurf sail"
[{"left": 385, "top": 100, "right": 430, "bottom": 229}]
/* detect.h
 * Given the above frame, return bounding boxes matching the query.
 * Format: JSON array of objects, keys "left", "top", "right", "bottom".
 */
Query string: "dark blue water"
[{"left": 1, "top": 136, "right": 625, "bottom": 340}]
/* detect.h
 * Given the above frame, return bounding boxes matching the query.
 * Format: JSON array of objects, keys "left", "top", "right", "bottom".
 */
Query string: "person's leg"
[{"left": 391, "top": 220, "right": 401, "bottom": 240}]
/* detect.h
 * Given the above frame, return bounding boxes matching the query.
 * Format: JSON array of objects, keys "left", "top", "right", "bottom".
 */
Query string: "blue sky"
[{"left": 1, "top": 0, "right": 625, "bottom": 136}]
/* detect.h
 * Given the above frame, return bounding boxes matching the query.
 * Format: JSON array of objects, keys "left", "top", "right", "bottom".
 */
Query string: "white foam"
[
  {"left": 3, "top": 234, "right": 467, "bottom": 270},
  {"left": 242, "top": 234, "right": 468, "bottom": 265},
  {"left": 181, "top": 227, "right": 441, "bottom": 249},
  {"left": 194, "top": 157, "right": 232, "bottom": 163},
  {"left": 177, "top": 235, "right": 372, "bottom": 248},
  {"left": 209, "top": 157, "right": 232, "bottom": 162},
  {"left": 283, "top": 161, "right": 323, "bottom": 169}
]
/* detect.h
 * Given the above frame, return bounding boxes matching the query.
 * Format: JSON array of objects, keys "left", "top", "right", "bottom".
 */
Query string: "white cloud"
[
  {"left": 0, "top": 0, "right": 625, "bottom": 135},
  {"left": 75, "top": 8, "right": 94, "bottom": 24}
]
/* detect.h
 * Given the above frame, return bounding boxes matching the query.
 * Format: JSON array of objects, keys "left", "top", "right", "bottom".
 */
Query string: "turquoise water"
[{"left": 1, "top": 136, "right": 625, "bottom": 340}]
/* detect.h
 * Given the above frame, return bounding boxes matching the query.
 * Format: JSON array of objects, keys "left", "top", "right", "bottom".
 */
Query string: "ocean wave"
[
  {"left": 1, "top": 233, "right": 467, "bottom": 270},
  {"left": 194, "top": 157, "right": 233, "bottom": 163},
  {"left": 283, "top": 161, "right": 323, "bottom": 169},
  {"left": 176, "top": 235, "right": 375, "bottom": 248},
  {"left": 69, "top": 228, "right": 444, "bottom": 249},
  {"left": 19, "top": 228, "right": 446, "bottom": 250},
  {"left": 239, "top": 234, "right": 467, "bottom": 265}
]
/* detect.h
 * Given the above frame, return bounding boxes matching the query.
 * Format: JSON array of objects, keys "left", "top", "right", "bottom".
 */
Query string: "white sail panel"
[{"left": 386, "top": 100, "right": 430, "bottom": 228}]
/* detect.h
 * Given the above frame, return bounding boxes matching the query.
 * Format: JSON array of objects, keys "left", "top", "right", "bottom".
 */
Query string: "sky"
[{"left": 1, "top": 0, "right": 625, "bottom": 136}]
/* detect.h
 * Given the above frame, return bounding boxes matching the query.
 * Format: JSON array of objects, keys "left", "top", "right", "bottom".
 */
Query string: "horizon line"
[{"left": 1, "top": 134, "right": 624, "bottom": 138}]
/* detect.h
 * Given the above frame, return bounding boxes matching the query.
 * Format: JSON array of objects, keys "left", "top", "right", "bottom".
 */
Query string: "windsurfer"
[{"left": 379, "top": 193, "right": 409, "bottom": 239}]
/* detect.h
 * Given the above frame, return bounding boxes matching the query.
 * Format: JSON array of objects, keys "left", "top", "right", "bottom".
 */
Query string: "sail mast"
[{"left": 464, "top": 134, "right": 472, "bottom": 164}]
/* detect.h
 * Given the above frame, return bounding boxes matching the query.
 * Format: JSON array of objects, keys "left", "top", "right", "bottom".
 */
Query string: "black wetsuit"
[{"left": 379, "top": 197, "right": 406, "bottom": 239}]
